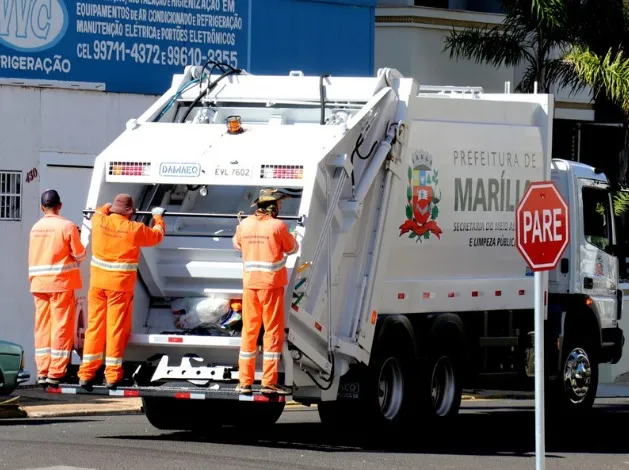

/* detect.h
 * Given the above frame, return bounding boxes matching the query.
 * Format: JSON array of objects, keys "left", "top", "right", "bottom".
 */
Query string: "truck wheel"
[
  {"left": 142, "top": 397, "right": 200, "bottom": 430},
  {"left": 234, "top": 402, "right": 286, "bottom": 427},
  {"left": 363, "top": 336, "right": 416, "bottom": 428},
  {"left": 421, "top": 343, "right": 462, "bottom": 419},
  {"left": 553, "top": 335, "right": 598, "bottom": 413},
  {"left": 142, "top": 397, "right": 240, "bottom": 431}
]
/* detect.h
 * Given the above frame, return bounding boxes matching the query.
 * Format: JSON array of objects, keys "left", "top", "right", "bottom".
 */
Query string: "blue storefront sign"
[{"left": 0, "top": 0, "right": 375, "bottom": 94}]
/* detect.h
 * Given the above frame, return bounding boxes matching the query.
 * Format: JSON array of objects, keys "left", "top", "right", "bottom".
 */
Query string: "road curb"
[
  {"left": 4, "top": 394, "right": 528, "bottom": 419},
  {"left": 22, "top": 406, "right": 143, "bottom": 418}
]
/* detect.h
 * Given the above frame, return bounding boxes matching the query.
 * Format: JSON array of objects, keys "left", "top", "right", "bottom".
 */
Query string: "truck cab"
[{"left": 547, "top": 161, "right": 623, "bottom": 405}]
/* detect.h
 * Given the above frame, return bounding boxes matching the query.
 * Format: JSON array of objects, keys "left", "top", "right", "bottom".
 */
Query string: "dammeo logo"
[
  {"left": 159, "top": 162, "right": 201, "bottom": 177},
  {"left": 0, "top": 0, "right": 69, "bottom": 52}
]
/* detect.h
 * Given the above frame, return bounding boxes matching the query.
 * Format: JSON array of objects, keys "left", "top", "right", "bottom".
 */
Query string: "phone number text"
[{"left": 76, "top": 41, "right": 239, "bottom": 67}]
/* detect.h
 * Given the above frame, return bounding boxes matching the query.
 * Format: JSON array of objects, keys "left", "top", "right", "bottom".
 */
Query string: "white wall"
[
  {"left": 0, "top": 85, "right": 157, "bottom": 382},
  {"left": 375, "top": 6, "right": 595, "bottom": 121}
]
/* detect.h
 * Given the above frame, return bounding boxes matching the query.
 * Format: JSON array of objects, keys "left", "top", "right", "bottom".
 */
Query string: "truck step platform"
[{"left": 44, "top": 384, "right": 287, "bottom": 403}]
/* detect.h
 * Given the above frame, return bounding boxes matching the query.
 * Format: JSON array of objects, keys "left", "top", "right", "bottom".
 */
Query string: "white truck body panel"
[{"left": 377, "top": 94, "right": 551, "bottom": 316}]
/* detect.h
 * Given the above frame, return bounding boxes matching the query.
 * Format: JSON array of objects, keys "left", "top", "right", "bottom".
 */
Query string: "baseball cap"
[{"left": 40, "top": 189, "right": 61, "bottom": 208}]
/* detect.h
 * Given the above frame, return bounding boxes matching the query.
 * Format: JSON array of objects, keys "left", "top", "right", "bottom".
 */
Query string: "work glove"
[{"left": 151, "top": 207, "right": 165, "bottom": 216}]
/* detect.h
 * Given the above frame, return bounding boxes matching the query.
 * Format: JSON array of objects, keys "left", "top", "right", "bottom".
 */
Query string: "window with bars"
[{"left": 0, "top": 171, "right": 22, "bottom": 221}]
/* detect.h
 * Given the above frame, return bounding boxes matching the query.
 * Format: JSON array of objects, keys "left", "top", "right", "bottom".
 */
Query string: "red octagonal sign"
[{"left": 515, "top": 181, "right": 570, "bottom": 272}]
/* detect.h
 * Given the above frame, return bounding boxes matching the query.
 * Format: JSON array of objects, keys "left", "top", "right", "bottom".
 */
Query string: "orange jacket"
[
  {"left": 233, "top": 211, "right": 299, "bottom": 290},
  {"left": 90, "top": 204, "right": 165, "bottom": 292},
  {"left": 29, "top": 214, "right": 86, "bottom": 293}
]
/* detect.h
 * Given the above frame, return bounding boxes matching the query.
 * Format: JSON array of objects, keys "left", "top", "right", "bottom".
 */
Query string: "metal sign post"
[
  {"left": 533, "top": 269, "right": 545, "bottom": 470},
  {"left": 515, "top": 181, "right": 570, "bottom": 470}
]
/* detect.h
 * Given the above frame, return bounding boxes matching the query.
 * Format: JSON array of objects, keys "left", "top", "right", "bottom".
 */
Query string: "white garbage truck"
[{"left": 50, "top": 65, "right": 624, "bottom": 430}]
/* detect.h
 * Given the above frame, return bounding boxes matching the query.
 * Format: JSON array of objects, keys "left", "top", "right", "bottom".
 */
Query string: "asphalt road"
[{"left": 2, "top": 399, "right": 629, "bottom": 470}]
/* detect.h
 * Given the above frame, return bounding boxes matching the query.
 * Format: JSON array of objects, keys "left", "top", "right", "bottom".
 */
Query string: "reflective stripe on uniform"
[
  {"left": 91, "top": 256, "right": 138, "bottom": 272},
  {"left": 243, "top": 258, "right": 286, "bottom": 273},
  {"left": 105, "top": 356, "right": 123, "bottom": 366},
  {"left": 74, "top": 250, "right": 87, "bottom": 262},
  {"left": 82, "top": 353, "right": 103, "bottom": 363},
  {"left": 35, "top": 348, "right": 51, "bottom": 356},
  {"left": 51, "top": 349, "right": 72, "bottom": 359},
  {"left": 239, "top": 350, "right": 256, "bottom": 360},
  {"left": 263, "top": 351, "right": 281, "bottom": 361},
  {"left": 28, "top": 262, "right": 79, "bottom": 276},
  {"left": 154, "top": 225, "right": 165, "bottom": 233}
]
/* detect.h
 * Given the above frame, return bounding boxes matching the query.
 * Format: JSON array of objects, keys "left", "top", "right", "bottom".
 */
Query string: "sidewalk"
[{"left": 0, "top": 387, "right": 143, "bottom": 419}]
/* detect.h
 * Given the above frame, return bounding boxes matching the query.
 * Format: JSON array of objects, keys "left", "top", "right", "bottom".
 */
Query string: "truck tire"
[
  {"left": 362, "top": 334, "right": 416, "bottom": 429},
  {"left": 142, "top": 397, "right": 244, "bottom": 431},
  {"left": 234, "top": 402, "right": 286, "bottom": 427},
  {"left": 142, "top": 397, "right": 202, "bottom": 431},
  {"left": 420, "top": 338, "right": 463, "bottom": 419},
  {"left": 551, "top": 334, "right": 598, "bottom": 414}
]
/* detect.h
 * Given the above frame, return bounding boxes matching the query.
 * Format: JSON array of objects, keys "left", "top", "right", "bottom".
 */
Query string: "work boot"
[
  {"left": 235, "top": 384, "right": 253, "bottom": 394},
  {"left": 106, "top": 378, "right": 133, "bottom": 390},
  {"left": 260, "top": 384, "right": 292, "bottom": 395},
  {"left": 79, "top": 379, "right": 94, "bottom": 392},
  {"left": 45, "top": 377, "right": 60, "bottom": 388},
  {"left": 37, "top": 376, "right": 47, "bottom": 387}
]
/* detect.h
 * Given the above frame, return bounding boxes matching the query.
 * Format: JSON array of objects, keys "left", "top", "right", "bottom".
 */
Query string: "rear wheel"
[
  {"left": 420, "top": 337, "right": 463, "bottom": 420},
  {"left": 233, "top": 401, "right": 286, "bottom": 427},
  {"left": 318, "top": 338, "right": 416, "bottom": 430},
  {"left": 142, "top": 397, "right": 237, "bottom": 431},
  {"left": 143, "top": 397, "right": 201, "bottom": 431}
]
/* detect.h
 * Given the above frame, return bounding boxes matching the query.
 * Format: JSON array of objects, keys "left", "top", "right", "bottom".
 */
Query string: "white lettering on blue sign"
[
  {"left": 159, "top": 162, "right": 201, "bottom": 177},
  {"left": 0, "top": 0, "right": 69, "bottom": 52},
  {"left": 0, "top": 0, "right": 249, "bottom": 93}
]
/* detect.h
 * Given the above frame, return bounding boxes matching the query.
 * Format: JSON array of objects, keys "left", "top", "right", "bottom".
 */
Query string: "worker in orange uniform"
[
  {"left": 233, "top": 188, "right": 299, "bottom": 395},
  {"left": 78, "top": 194, "right": 166, "bottom": 390},
  {"left": 28, "top": 189, "right": 86, "bottom": 387}
]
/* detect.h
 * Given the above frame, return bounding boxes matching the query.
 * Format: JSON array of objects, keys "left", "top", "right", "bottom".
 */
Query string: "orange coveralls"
[
  {"left": 78, "top": 204, "right": 165, "bottom": 384},
  {"left": 29, "top": 214, "right": 86, "bottom": 380},
  {"left": 232, "top": 211, "right": 299, "bottom": 386}
]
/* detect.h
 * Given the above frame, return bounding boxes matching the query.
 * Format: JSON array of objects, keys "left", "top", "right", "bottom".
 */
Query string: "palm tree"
[
  {"left": 443, "top": 0, "right": 584, "bottom": 93},
  {"left": 563, "top": 2, "right": 629, "bottom": 187}
]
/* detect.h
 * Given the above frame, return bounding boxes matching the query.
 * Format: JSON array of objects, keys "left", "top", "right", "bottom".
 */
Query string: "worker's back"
[
  {"left": 236, "top": 212, "right": 297, "bottom": 290},
  {"left": 29, "top": 214, "right": 84, "bottom": 292},
  {"left": 90, "top": 211, "right": 164, "bottom": 292}
]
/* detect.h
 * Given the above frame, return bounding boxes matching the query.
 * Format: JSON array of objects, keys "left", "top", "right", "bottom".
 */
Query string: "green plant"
[{"left": 613, "top": 191, "right": 629, "bottom": 216}]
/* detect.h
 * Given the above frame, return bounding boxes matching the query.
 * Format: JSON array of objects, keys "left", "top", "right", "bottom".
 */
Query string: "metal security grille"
[{"left": 0, "top": 171, "right": 21, "bottom": 221}]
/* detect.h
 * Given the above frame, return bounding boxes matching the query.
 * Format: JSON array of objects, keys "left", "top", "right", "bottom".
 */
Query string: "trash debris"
[{"left": 168, "top": 296, "right": 243, "bottom": 334}]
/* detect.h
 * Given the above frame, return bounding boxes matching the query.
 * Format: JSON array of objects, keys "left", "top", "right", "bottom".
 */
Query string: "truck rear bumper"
[{"left": 44, "top": 383, "right": 287, "bottom": 403}]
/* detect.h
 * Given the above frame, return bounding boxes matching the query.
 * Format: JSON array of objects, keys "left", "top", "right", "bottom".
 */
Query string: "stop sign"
[{"left": 515, "top": 181, "right": 570, "bottom": 272}]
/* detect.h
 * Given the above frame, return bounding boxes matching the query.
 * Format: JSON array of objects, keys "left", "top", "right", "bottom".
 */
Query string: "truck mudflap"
[{"left": 43, "top": 384, "right": 287, "bottom": 403}]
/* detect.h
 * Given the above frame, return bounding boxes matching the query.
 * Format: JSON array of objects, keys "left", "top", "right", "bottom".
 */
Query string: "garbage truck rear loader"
[{"left": 52, "top": 65, "right": 624, "bottom": 430}]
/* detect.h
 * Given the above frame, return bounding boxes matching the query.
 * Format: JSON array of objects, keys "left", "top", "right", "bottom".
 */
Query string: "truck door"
[{"left": 579, "top": 180, "right": 619, "bottom": 329}]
